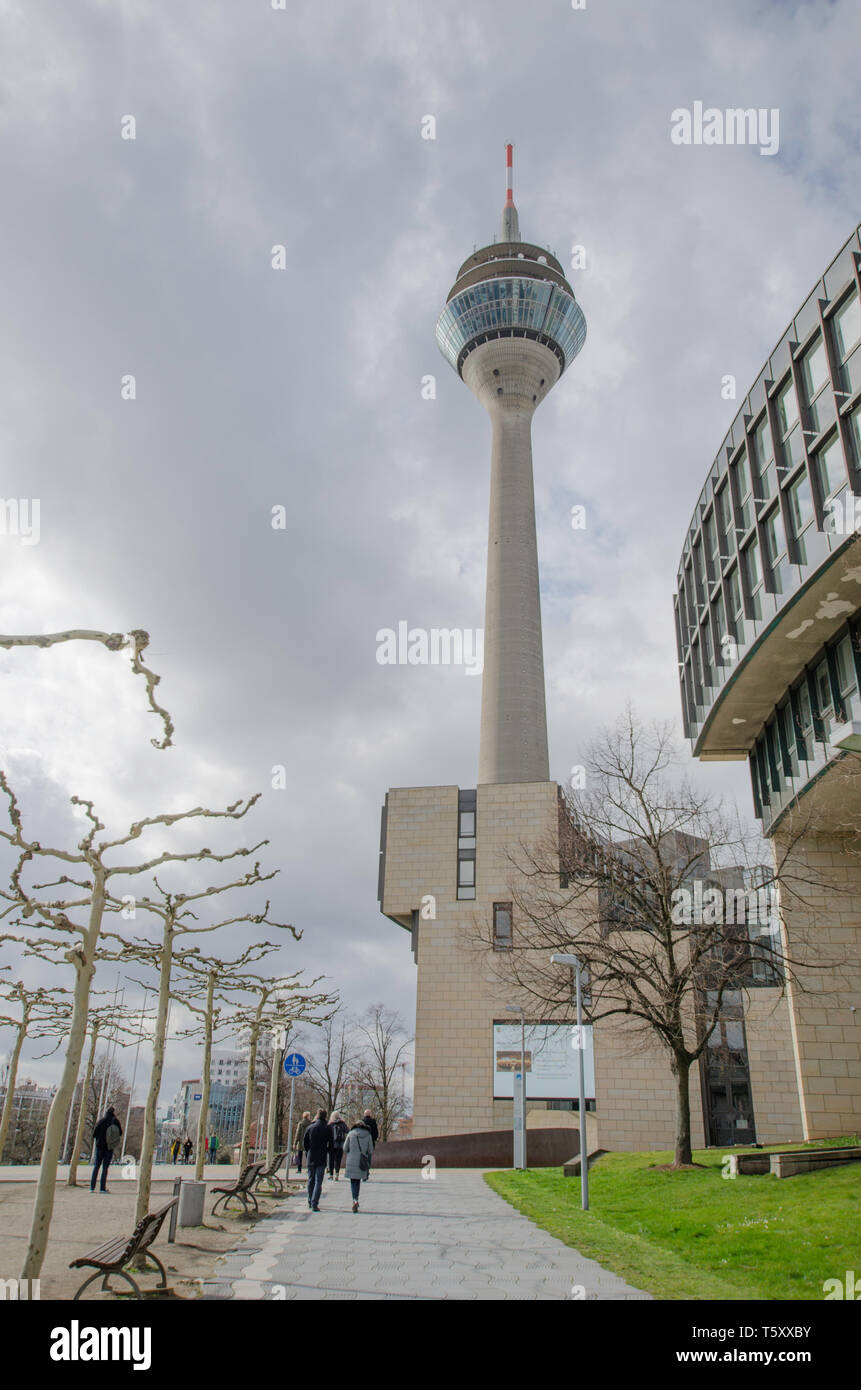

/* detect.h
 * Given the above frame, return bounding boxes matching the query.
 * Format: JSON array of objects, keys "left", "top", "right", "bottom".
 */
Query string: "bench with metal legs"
[
  {"left": 70, "top": 1196, "right": 179, "bottom": 1300},
  {"left": 254, "top": 1151, "right": 289, "bottom": 1195},
  {"left": 211, "top": 1161, "right": 265, "bottom": 1216}
]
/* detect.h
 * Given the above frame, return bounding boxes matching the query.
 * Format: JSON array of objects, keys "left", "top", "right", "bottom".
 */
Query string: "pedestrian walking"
[
  {"left": 209, "top": 1132, "right": 219, "bottom": 1163},
  {"left": 343, "top": 1117, "right": 374, "bottom": 1213},
  {"left": 303, "top": 1109, "right": 333, "bottom": 1211},
  {"left": 170, "top": 1137, "right": 181, "bottom": 1164},
  {"left": 329, "top": 1112, "right": 347, "bottom": 1180},
  {"left": 293, "top": 1111, "right": 312, "bottom": 1173},
  {"left": 203, "top": 1136, "right": 209, "bottom": 1161},
  {"left": 90, "top": 1104, "right": 123, "bottom": 1193},
  {"left": 183, "top": 1137, "right": 193, "bottom": 1165}
]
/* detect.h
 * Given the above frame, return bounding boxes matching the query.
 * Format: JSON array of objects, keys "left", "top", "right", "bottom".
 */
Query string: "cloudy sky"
[{"left": 1, "top": 0, "right": 860, "bottom": 1107}]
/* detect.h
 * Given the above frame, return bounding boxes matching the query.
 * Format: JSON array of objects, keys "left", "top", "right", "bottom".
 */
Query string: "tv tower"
[{"left": 435, "top": 146, "right": 587, "bottom": 785}]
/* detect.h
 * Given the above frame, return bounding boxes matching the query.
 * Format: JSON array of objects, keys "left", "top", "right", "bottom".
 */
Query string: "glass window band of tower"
[
  {"left": 436, "top": 277, "right": 587, "bottom": 377},
  {"left": 673, "top": 225, "right": 861, "bottom": 751}
]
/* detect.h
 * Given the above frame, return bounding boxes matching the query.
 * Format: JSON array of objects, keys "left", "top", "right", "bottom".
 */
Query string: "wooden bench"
[
  {"left": 211, "top": 1161, "right": 264, "bottom": 1216},
  {"left": 254, "top": 1151, "right": 289, "bottom": 1195},
  {"left": 70, "top": 1196, "right": 178, "bottom": 1300}
]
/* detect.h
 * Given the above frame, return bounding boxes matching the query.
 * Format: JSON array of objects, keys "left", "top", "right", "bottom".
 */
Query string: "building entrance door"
[{"left": 700, "top": 991, "right": 757, "bottom": 1146}]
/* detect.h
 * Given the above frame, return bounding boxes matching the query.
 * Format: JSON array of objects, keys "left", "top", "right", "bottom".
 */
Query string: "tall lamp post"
[
  {"left": 550, "top": 953, "right": 589, "bottom": 1210},
  {"left": 505, "top": 1004, "right": 526, "bottom": 1170}
]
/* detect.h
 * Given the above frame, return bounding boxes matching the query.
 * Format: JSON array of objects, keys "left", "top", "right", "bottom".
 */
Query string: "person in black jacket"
[
  {"left": 90, "top": 1104, "right": 122, "bottom": 1193},
  {"left": 362, "top": 1109, "right": 379, "bottom": 1174},
  {"left": 303, "top": 1109, "right": 333, "bottom": 1211},
  {"left": 329, "top": 1112, "right": 348, "bottom": 1180}
]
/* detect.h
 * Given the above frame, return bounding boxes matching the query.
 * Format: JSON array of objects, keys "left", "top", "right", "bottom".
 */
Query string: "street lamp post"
[
  {"left": 550, "top": 953, "right": 589, "bottom": 1211},
  {"left": 505, "top": 1004, "right": 526, "bottom": 1170}
]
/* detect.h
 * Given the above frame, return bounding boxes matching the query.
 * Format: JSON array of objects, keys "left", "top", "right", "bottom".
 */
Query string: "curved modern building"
[{"left": 674, "top": 222, "right": 861, "bottom": 1139}]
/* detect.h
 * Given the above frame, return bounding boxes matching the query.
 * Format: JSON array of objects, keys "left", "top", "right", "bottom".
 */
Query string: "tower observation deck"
[{"left": 435, "top": 146, "right": 587, "bottom": 784}]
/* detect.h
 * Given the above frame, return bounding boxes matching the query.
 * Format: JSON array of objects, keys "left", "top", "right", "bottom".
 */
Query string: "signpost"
[
  {"left": 283, "top": 1052, "right": 306, "bottom": 1178},
  {"left": 513, "top": 1070, "right": 525, "bottom": 1169}
]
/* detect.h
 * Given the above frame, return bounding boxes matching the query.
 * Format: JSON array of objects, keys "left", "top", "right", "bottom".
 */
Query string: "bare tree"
[
  {"left": 473, "top": 709, "right": 840, "bottom": 1168},
  {"left": 352, "top": 1004, "right": 412, "bottom": 1140},
  {"left": 98, "top": 821, "right": 300, "bottom": 1229},
  {"left": 0, "top": 981, "right": 71, "bottom": 1162},
  {"left": 175, "top": 944, "right": 299, "bottom": 1180},
  {"left": 301, "top": 1005, "right": 353, "bottom": 1114},
  {"left": 232, "top": 978, "right": 335, "bottom": 1170},
  {"left": 0, "top": 780, "right": 282, "bottom": 1280}
]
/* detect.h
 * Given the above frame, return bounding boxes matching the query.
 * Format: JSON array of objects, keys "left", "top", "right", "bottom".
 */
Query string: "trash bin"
[{"left": 178, "top": 1179, "right": 206, "bottom": 1227}]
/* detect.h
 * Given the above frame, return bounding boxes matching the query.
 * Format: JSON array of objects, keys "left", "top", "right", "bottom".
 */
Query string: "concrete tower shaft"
[
  {"left": 435, "top": 147, "right": 586, "bottom": 785},
  {"left": 463, "top": 337, "right": 559, "bottom": 784}
]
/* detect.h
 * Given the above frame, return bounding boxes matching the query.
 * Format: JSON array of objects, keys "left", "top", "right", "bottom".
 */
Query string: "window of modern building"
[
  {"left": 724, "top": 564, "right": 743, "bottom": 639},
  {"left": 702, "top": 513, "right": 717, "bottom": 580},
  {"left": 751, "top": 414, "right": 774, "bottom": 498},
  {"left": 692, "top": 538, "right": 706, "bottom": 601},
  {"left": 760, "top": 506, "right": 788, "bottom": 594},
  {"left": 800, "top": 335, "right": 830, "bottom": 404},
  {"left": 776, "top": 376, "right": 800, "bottom": 438},
  {"left": 492, "top": 901, "right": 512, "bottom": 950},
  {"left": 813, "top": 432, "right": 846, "bottom": 507},
  {"left": 793, "top": 679, "right": 813, "bottom": 760},
  {"left": 813, "top": 657, "right": 834, "bottom": 739},
  {"left": 849, "top": 408, "right": 861, "bottom": 468},
  {"left": 732, "top": 450, "right": 753, "bottom": 532},
  {"left": 834, "top": 634, "right": 858, "bottom": 703},
  {"left": 778, "top": 699, "right": 797, "bottom": 774},
  {"left": 741, "top": 537, "right": 763, "bottom": 619},
  {"left": 712, "top": 590, "right": 728, "bottom": 664},
  {"left": 701, "top": 619, "right": 714, "bottom": 685},
  {"left": 787, "top": 472, "right": 815, "bottom": 562},
  {"left": 833, "top": 289, "right": 861, "bottom": 362},
  {"left": 715, "top": 484, "right": 732, "bottom": 555},
  {"left": 457, "top": 789, "right": 476, "bottom": 899},
  {"left": 457, "top": 855, "right": 475, "bottom": 899}
]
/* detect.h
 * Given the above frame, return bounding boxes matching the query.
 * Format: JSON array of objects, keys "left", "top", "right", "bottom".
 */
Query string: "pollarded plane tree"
[
  {"left": 0, "top": 980, "right": 72, "bottom": 1162},
  {"left": 230, "top": 977, "right": 337, "bottom": 1170},
  {"left": 62, "top": 997, "right": 148, "bottom": 1184},
  {"left": 94, "top": 812, "right": 297, "bottom": 1228},
  {"left": 172, "top": 946, "right": 327, "bottom": 1178},
  {"left": 473, "top": 708, "right": 838, "bottom": 1168},
  {"left": 0, "top": 777, "right": 273, "bottom": 1281},
  {"left": 0, "top": 628, "right": 173, "bottom": 750}
]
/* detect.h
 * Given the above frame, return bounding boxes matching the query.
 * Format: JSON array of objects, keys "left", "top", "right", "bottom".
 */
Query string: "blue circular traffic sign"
[{"left": 283, "top": 1052, "right": 306, "bottom": 1076}]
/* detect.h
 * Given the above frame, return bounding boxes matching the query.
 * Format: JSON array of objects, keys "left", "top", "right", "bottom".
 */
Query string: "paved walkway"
[{"left": 201, "top": 1169, "right": 651, "bottom": 1301}]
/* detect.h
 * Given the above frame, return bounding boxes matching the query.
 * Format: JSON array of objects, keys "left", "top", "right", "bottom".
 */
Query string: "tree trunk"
[
  {"left": 194, "top": 973, "right": 215, "bottom": 1181},
  {"left": 20, "top": 872, "right": 104, "bottom": 1281},
  {"left": 0, "top": 1013, "right": 28, "bottom": 1162},
  {"left": 266, "top": 1047, "right": 282, "bottom": 1165},
  {"left": 135, "top": 924, "right": 173, "bottom": 1228},
  {"left": 671, "top": 1053, "right": 693, "bottom": 1167},
  {"left": 239, "top": 997, "right": 265, "bottom": 1170},
  {"left": 67, "top": 1023, "right": 100, "bottom": 1186}
]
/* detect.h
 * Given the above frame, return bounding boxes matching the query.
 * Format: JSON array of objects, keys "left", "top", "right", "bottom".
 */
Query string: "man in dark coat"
[
  {"left": 303, "top": 1109, "right": 334, "bottom": 1211},
  {"left": 91, "top": 1104, "right": 122, "bottom": 1193}
]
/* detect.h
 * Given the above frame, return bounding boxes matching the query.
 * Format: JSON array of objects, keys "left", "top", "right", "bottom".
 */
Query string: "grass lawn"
[{"left": 485, "top": 1142, "right": 861, "bottom": 1300}]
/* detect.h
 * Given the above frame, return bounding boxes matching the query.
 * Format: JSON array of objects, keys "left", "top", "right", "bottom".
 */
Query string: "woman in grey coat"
[{"left": 343, "top": 1119, "right": 375, "bottom": 1212}]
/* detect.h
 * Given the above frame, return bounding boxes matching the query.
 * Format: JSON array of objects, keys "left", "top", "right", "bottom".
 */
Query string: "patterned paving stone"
[{"left": 201, "top": 1169, "right": 652, "bottom": 1302}]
